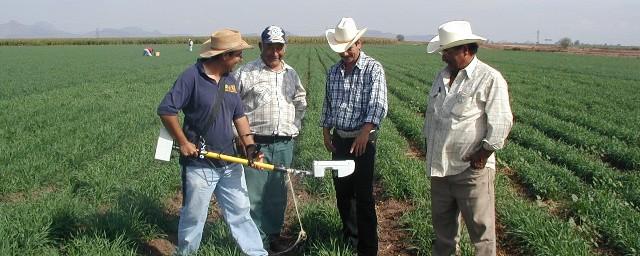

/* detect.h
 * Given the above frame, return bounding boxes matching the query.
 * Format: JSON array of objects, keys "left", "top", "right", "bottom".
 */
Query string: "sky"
[{"left": 2, "top": 0, "right": 639, "bottom": 46}]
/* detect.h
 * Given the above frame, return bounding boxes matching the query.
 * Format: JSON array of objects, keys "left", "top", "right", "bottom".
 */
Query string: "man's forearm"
[
  {"left": 476, "top": 147, "right": 494, "bottom": 160},
  {"left": 294, "top": 109, "right": 305, "bottom": 131},
  {"left": 234, "top": 116, "right": 255, "bottom": 146},
  {"left": 160, "top": 115, "right": 189, "bottom": 145}
]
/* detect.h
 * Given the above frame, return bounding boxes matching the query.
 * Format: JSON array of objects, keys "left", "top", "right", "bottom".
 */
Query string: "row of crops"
[{"left": 1, "top": 43, "right": 639, "bottom": 255}]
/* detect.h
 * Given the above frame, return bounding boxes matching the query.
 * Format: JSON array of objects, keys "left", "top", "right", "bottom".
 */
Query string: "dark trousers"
[
  {"left": 332, "top": 133, "right": 378, "bottom": 255},
  {"left": 244, "top": 139, "right": 293, "bottom": 243}
]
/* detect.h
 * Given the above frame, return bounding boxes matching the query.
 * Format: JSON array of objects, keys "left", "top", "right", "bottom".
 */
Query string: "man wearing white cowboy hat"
[
  {"left": 157, "top": 29, "right": 268, "bottom": 256},
  {"left": 321, "top": 17, "right": 387, "bottom": 256},
  {"left": 422, "top": 21, "right": 513, "bottom": 256},
  {"left": 233, "top": 25, "right": 307, "bottom": 253}
]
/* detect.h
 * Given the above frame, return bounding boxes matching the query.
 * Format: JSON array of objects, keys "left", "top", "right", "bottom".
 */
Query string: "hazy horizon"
[{"left": 2, "top": 0, "right": 639, "bottom": 46}]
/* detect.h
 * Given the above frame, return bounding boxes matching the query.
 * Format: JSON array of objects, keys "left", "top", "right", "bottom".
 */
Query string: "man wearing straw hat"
[
  {"left": 157, "top": 29, "right": 267, "bottom": 256},
  {"left": 320, "top": 17, "right": 388, "bottom": 255},
  {"left": 233, "top": 25, "right": 307, "bottom": 253},
  {"left": 423, "top": 21, "right": 513, "bottom": 256}
]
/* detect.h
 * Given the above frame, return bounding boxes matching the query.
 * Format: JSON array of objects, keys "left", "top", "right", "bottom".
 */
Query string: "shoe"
[{"left": 269, "top": 239, "right": 290, "bottom": 253}]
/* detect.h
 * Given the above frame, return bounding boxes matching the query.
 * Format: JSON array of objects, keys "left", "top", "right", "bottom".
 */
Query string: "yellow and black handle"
[
  {"left": 201, "top": 150, "right": 288, "bottom": 173},
  {"left": 171, "top": 145, "right": 310, "bottom": 175}
]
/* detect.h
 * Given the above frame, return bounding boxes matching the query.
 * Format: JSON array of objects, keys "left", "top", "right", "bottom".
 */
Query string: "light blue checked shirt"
[{"left": 320, "top": 51, "right": 388, "bottom": 131}]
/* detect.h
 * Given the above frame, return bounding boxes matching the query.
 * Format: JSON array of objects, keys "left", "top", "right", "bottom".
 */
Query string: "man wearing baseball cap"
[
  {"left": 233, "top": 25, "right": 307, "bottom": 253},
  {"left": 423, "top": 21, "right": 513, "bottom": 256},
  {"left": 157, "top": 29, "right": 267, "bottom": 256}
]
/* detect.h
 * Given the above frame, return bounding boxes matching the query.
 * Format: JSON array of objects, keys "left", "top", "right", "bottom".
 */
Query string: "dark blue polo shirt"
[{"left": 157, "top": 61, "right": 245, "bottom": 168}]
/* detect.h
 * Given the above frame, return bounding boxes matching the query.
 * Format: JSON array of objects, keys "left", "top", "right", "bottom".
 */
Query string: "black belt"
[{"left": 254, "top": 135, "right": 293, "bottom": 144}]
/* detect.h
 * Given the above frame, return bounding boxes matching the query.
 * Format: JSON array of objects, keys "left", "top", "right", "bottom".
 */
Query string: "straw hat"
[
  {"left": 427, "top": 21, "right": 486, "bottom": 53},
  {"left": 199, "top": 29, "right": 253, "bottom": 58},
  {"left": 325, "top": 17, "right": 367, "bottom": 53}
]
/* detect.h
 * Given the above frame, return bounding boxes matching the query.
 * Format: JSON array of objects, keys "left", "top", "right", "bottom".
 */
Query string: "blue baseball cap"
[{"left": 261, "top": 25, "right": 286, "bottom": 44}]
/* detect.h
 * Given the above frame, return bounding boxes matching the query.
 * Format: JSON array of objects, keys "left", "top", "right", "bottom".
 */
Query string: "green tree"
[
  {"left": 396, "top": 34, "right": 405, "bottom": 42},
  {"left": 558, "top": 37, "right": 572, "bottom": 48}
]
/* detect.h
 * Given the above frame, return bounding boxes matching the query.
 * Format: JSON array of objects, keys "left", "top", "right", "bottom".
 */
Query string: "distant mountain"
[
  {"left": 0, "top": 20, "right": 164, "bottom": 38},
  {"left": 0, "top": 21, "right": 431, "bottom": 41},
  {"left": 0, "top": 20, "right": 74, "bottom": 38}
]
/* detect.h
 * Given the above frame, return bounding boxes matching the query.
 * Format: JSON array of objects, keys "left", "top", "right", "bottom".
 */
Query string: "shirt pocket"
[
  {"left": 349, "top": 85, "right": 365, "bottom": 113},
  {"left": 449, "top": 92, "right": 474, "bottom": 118},
  {"left": 247, "top": 80, "right": 272, "bottom": 109}
]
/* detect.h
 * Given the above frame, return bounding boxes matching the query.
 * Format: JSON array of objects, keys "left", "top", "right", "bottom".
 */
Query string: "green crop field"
[{"left": 1, "top": 43, "right": 639, "bottom": 255}]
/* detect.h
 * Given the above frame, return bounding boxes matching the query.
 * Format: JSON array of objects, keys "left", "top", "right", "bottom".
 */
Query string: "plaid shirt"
[
  {"left": 320, "top": 51, "right": 388, "bottom": 131},
  {"left": 233, "top": 59, "right": 307, "bottom": 136},
  {"left": 423, "top": 57, "right": 513, "bottom": 177}
]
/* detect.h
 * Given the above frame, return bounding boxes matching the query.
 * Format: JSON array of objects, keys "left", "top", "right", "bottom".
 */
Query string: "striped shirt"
[
  {"left": 320, "top": 51, "right": 388, "bottom": 131},
  {"left": 423, "top": 57, "right": 513, "bottom": 177},
  {"left": 233, "top": 59, "right": 307, "bottom": 137}
]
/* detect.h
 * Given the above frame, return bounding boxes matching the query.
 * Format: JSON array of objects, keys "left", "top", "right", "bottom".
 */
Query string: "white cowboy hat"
[
  {"left": 199, "top": 29, "right": 253, "bottom": 58},
  {"left": 427, "top": 21, "right": 486, "bottom": 53},
  {"left": 325, "top": 17, "right": 367, "bottom": 53}
]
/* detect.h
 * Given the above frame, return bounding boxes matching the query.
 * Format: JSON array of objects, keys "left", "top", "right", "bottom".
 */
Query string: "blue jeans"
[{"left": 177, "top": 164, "right": 267, "bottom": 256}]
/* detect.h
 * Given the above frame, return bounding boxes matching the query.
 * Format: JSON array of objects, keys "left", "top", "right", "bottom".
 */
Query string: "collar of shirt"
[
  {"left": 196, "top": 61, "right": 230, "bottom": 84},
  {"left": 196, "top": 61, "right": 208, "bottom": 76},
  {"left": 463, "top": 56, "right": 479, "bottom": 79},
  {"left": 340, "top": 51, "right": 368, "bottom": 72},
  {"left": 256, "top": 59, "right": 293, "bottom": 73},
  {"left": 442, "top": 56, "right": 478, "bottom": 79},
  {"left": 440, "top": 56, "right": 479, "bottom": 93}
]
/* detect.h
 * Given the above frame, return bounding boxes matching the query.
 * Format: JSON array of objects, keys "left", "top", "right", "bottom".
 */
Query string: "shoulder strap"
[{"left": 201, "top": 76, "right": 226, "bottom": 139}]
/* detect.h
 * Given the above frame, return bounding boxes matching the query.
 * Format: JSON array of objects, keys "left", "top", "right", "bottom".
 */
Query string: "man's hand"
[
  {"left": 463, "top": 148, "right": 494, "bottom": 169},
  {"left": 179, "top": 142, "right": 199, "bottom": 157},
  {"left": 245, "top": 144, "right": 263, "bottom": 168},
  {"left": 350, "top": 123, "right": 375, "bottom": 157},
  {"left": 350, "top": 132, "right": 369, "bottom": 157},
  {"left": 323, "top": 128, "right": 336, "bottom": 153},
  {"left": 323, "top": 136, "right": 336, "bottom": 153}
]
